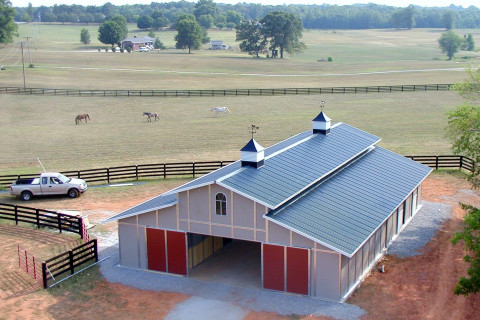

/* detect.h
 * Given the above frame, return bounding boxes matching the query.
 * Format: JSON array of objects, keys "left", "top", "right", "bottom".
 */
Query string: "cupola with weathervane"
[
  {"left": 312, "top": 100, "right": 331, "bottom": 135},
  {"left": 241, "top": 125, "right": 264, "bottom": 168}
]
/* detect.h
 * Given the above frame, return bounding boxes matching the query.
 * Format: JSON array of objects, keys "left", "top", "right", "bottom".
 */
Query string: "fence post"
[
  {"left": 135, "top": 165, "right": 139, "bottom": 181},
  {"left": 36, "top": 209, "right": 40, "bottom": 229},
  {"left": 15, "top": 205, "right": 18, "bottom": 225},
  {"left": 42, "top": 262, "right": 48, "bottom": 289},
  {"left": 79, "top": 217, "right": 84, "bottom": 239},
  {"left": 69, "top": 250, "right": 74, "bottom": 275},
  {"left": 460, "top": 156, "right": 463, "bottom": 170},
  {"left": 435, "top": 156, "right": 439, "bottom": 170},
  {"left": 94, "top": 239, "right": 99, "bottom": 262},
  {"left": 163, "top": 163, "right": 167, "bottom": 179},
  {"left": 58, "top": 214, "right": 62, "bottom": 234},
  {"left": 107, "top": 168, "right": 110, "bottom": 184},
  {"left": 192, "top": 162, "right": 196, "bottom": 178}
]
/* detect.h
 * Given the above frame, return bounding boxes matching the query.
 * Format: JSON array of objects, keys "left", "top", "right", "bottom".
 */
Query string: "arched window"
[{"left": 215, "top": 193, "right": 227, "bottom": 216}]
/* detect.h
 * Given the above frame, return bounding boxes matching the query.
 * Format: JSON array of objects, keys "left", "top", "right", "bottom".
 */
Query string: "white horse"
[
  {"left": 211, "top": 107, "right": 231, "bottom": 116},
  {"left": 143, "top": 112, "right": 159, "bottom": 122}
]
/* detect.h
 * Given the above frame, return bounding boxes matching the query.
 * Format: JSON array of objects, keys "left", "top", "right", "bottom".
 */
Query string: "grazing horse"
[
  {"left": 211, "top": 107, "right": 231, "bottom": 116},
  {"left": 143, "top": 112, "right": 159, "bottom": 122},
  {"left": 75, "top": 113, "right": 90, "bottom": 125}
]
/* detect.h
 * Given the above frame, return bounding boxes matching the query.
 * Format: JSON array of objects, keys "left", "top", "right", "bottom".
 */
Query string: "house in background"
[
  {"left": 209, "top": 40, "right": 229, "bottom": 50},
  {"left": 104, "top": 110, "right": 432, "bottom": 302},
  {"left": 121, "top": 35, "right": 155, "bottom": 51}
]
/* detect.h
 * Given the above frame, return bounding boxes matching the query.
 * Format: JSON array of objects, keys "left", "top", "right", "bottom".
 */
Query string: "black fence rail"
[
  {"left": 0, "top": 160, "right": 235, "bottom": 188},
  {"left": 0, "top": 156, "right": 474, "bottom": 189},
  {"left": 0, "top": 203, "right": 85, "bottom": 237},
  {"left": 42, "top": 239, "right": 98, "bottom": 289},
  {"left": 0, "top": 84, "right": 452, "bottom": 97},
  {"left": 405, "top": 155, "right": 475, "bottom": 172}
]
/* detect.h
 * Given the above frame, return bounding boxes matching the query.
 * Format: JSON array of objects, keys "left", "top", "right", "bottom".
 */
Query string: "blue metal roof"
[
  {"left": 102, "top": 193, "right": 177, "bottom": 223},
  {"left": 218, "top": 123, "right": 380, "bottom": 208},
  {"left": 265, "top": 146, "right": 432, "bottom": 257},
  {"left": 240, "top": 138, "right": 264, "bottom": 152}
]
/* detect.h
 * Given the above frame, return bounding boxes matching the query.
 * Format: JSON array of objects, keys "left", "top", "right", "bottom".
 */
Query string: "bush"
[
  {"left": 328, "top": 56, "right": 333, "bottom": 62},
  {"left": 126, "top": 47, "right": 132, "bottom": 53}
]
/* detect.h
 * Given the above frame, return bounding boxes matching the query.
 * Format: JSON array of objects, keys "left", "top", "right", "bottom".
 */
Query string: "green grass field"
[{"left": 0, "top": 24, "right": 477, "bottom": 174}]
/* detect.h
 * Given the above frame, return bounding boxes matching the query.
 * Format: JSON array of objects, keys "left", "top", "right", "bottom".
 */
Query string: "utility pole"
[
  {"left": 24, "top": 36, "right": 33, "bottom": 66},
  {"left": 21, "top": 41, "right": 26, "bottom": 89}
]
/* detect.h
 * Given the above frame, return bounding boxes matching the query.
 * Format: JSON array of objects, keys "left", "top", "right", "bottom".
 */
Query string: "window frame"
[{"left": 215, "top": 193, "right": 227, "bottom": 216}]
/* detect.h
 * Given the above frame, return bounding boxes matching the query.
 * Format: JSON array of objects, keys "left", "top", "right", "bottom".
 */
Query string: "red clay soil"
[{"left": 0, "top": 174, "right": 479, "bottom": 320}]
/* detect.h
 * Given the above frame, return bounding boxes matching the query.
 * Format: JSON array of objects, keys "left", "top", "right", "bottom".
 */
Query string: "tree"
[
  {"left": 391, "top": 5, "right": 416, "bottom": 29},
  {"left": 193, "top": 0, "right": 217, "bottom": 21},
  {"left": 151, "top": 10, "right": 168, "bottom": 30},
  {"left": 260, "top": 11, "right": 306, "bottom": 59},
  {"left": 462, "top": 34, "right": 475, "bottom": 51},
  {"left": 154, "top": 37, "right": 165, "bottom": 50},
  {"left": 225, "top": 10, "right": 242, "bottom": 26},
  {"left": 442, "top": 10, "right": 456, "bottom": 30},
  {"left": 451, "top": 203, "right": 480, "bottom": 295},
  {"left": 236, "top": 20, "right": 267, "bottom": 58},
  {"left": 98, "top": 20, "right": 124, "bottom": 47},
  {"left": 448, "top": 67, "right": 480, "bottom": 189},
  {"left": 0, "top": 0, "right": 18, "bottom": 44},
  {"left": 110, "top": 15, "right": 128, "bottom": 40},
  {"left": 137, "top": 15, "right": 153, "bottom": 30},
  {"left": 174, "top": 18, "right": 203, "bottom": 53},
  {"left": 197, "top": 14, "right": 213, "bottom": 29},
  {"left": 438, "top": 30, "right": 463, "bottom": 60},
  {"left": 80, "top": 28, "right": 91, "bottom": 45}
]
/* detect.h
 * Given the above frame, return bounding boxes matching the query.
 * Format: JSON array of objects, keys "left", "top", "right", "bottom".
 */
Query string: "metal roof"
[
  {"left": 265, "top": 146, "right": 432, "bottom": 257},
  {"left": 240, "top": 138, "right": 264, "bottom": 152},
  {"left": 218, "top": 123, "right": 380, "bottom": 208},
  {"left": 102, "top": 193, "right": 177, "bottom": 223},
  {"left": 163, "top": 130, "right": 313, "bottom": 196}
]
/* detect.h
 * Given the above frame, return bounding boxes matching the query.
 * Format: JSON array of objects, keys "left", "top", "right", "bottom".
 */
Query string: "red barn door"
[
  {"left": 286, "top": 247, "right": 309, "bottom": 295},
  {"left": 262, "top": 244, "right": 284, "bottom": 291},
  {"left": 146, "top": 228, "right": 166, "bottom": 272},
  {"left": 166, "top": 230, "right": 187, "bottom": 276}
]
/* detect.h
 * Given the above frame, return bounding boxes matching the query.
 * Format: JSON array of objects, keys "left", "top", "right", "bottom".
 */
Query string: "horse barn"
[{"left": 103, "top": 110, "right": 432, "bottom": 302}]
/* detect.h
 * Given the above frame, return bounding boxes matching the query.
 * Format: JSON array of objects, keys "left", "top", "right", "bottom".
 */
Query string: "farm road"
[{"left": 52, "top": 65, "right": 467, "bottom": 78}]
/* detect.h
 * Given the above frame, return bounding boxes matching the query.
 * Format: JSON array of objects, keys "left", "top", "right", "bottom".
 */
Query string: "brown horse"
[
  {"left": 75, "top": 114, "right": 90, "bottom": 124},
  {"left": 143, "top": 112, "right": 159, "bottom": 122}
]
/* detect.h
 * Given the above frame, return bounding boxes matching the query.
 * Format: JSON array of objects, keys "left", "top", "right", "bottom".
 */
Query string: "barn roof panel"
[{"left": 265, "top": 147, "right": 432, "bottom": 257}]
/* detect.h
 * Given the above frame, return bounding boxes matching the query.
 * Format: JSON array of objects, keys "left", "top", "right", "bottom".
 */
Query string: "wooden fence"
[
  {"left": 0, "top": 203, "right": 86, "bottom": 238},
  {"left": 0, "top": 156, "right": 474, "bottom": 189},
  {"left": 0, "top": 160, "right": 235, "bottom": 187},
  {"left": 17, "top": 240, "right": 98, "bottom": 289},
  {"left": 405, "top": 155, "right": 474, "bottom": 172},
  {"left": 41, "top": 239, "right": 98, "bottom": 288},
  {"left": 0, "top": 84, "right": 452, "bottom": 97}
]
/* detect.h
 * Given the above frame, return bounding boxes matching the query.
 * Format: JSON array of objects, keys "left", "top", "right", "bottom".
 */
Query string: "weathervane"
[
  {"left": 249, "top": 124, "right": 259, "bottom": 139},
  {"left": 320, "top": 99, "right": 325, "bottom": 111}
]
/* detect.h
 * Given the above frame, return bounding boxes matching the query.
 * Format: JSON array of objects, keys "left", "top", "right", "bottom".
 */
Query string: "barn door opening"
[{"left": 146, "top": 228, "right": 187, "bottom": 276}]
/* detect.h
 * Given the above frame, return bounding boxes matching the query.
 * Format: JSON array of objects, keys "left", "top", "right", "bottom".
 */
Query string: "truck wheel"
[
  {"left": 68, "top": 189, "right": 79, "bottom": 198},
  {"left": 21, "top": 191, "right": 33, "bottom": 201}
]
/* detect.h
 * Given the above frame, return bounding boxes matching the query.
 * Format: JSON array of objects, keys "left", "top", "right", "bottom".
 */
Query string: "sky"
[{"left": 9, "top": 0, "right": 480, "bottom": 8}]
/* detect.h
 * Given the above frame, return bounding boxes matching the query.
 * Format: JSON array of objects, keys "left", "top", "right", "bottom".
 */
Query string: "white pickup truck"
[{"left": 10, "top": 172, "right": 88, "bottom": 201}]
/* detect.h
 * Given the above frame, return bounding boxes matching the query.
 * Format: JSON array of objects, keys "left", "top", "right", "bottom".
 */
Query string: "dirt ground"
[{"left": 0, "top": 173, "right": 479, "bottom": 320}]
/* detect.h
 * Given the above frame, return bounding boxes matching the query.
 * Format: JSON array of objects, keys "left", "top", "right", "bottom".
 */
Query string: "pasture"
[{"left": 0, "top": 24, "right": 477, "bottom": 174}]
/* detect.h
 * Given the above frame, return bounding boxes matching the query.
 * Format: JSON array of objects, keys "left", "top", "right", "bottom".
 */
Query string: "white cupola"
[
  {"left": 240, "top": 138, "right": 264, "bottom": 168},
  {"left": 312, "top": 111, "right": 331, "bottom": 135}
]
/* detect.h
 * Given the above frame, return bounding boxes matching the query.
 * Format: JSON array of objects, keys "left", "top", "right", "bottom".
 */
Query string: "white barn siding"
[{"left": 314, "top": 250, "right": 341, "bottom": 301}]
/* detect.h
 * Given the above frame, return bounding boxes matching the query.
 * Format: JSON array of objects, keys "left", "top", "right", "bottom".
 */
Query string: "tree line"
[{"left": 13, "top": 1, "right": 480, "bottom": 30}]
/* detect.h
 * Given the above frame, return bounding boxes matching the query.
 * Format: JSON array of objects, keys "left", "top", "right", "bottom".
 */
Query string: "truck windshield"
[{"left": 57, "top": 174, "right": 71, "bottom": 183}]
